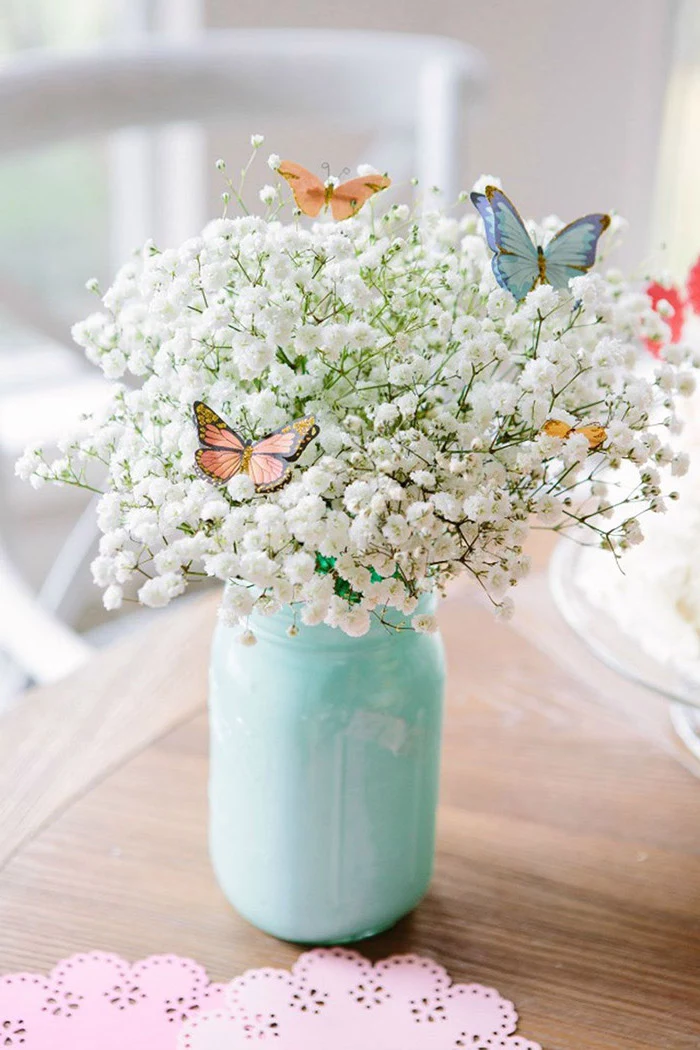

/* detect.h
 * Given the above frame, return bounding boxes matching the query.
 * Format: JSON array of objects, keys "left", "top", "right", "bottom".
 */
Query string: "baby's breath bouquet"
[{"left": 18, "top": 141, "right": 694, "bottom": 639}]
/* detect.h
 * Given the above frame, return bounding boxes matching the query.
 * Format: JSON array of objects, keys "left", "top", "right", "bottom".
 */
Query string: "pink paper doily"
[
  {"left": 0, "top": 953, "right": 227, "bottom": 1048},
  {"left": 0, "top": 949, "right": 541, "bottom": 1050}
]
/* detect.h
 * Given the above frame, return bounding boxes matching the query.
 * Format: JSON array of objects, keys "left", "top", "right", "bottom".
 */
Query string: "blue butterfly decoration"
[{"left": 470, "top": 186, "right": 610, "bottom": 301}]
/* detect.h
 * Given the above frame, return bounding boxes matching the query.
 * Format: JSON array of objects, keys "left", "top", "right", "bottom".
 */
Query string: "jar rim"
[{"left": 221, "top": 590, "right": 438, "bottom": 649}]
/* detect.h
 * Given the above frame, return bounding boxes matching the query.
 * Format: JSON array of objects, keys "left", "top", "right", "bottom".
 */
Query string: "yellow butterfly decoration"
[{"left": 542, "top": 419, "right": 607, "bottom": 449}]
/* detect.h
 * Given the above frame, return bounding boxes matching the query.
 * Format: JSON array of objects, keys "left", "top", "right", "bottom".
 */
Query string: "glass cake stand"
[{"left": 548, "top": 540, "right": 700, "bottom": 768}]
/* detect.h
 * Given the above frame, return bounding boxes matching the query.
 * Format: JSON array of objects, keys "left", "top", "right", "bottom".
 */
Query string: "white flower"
[
  {"left": 103, "top": 584, "right": 123, "bottom": 610},
  {"left": 533, "top": 494, "right": 564, "bottom": 526},
  {"left": 344, "top": 480, "right": 373, "bottom": 514},
  {"left": 250, "top": 133, "right": 265, "bottom": 148},
  {"left": 523, "top": 283, "right": 559, "bottom": 315},
  {"left": 487, "top": 288, "right": 511, "bottom": 320},
  {"left": 138, "top": 572, "right": 186, "bottom": 608},
  {"left": 678, "top": 372, "right": 696, "bottom": 397},
  {"left": 267, "top": 153, "right": 281, "bottom": 171},
  {"left": 672, "top": 452, "right": 690, "bottom": 477},
  {"left": 412, "top": 613, "right": 438, "bottom": 633},
  {"left": 411, "top": 470, "right": 436, "bottom": 489},
  {"left": 495, "top": 598, "right": 515, "bottom": 621},
  {"left": 220, "top": 582, "right": 255, "bottom": 622},
  {"left": 300, "top": 600, "right": 327, "bottom": 626},
  {"left": 407, "top": 501, "right": 435, "bottom": 528},
  {"left": 204, "top": 552, "right": 241, "bottom": 578},
  {"left": 383, "top": 514, "right": 411, "bottom": 546},
  {"left": 623, "top": 518, "right": 645, "bottom": 543},
  {"left": 227, "top": 475, "right": 255, "bottom": 502},
  {"left": 339, "top": 606, "right": 371, "bottom": 636},
  {"left": 284, "top": 551, "right": 316, "bottom": 584},
  {"left": 656, "top": 297, "right": 675, "bottom": 319},
  {"left": 18, "top": 147, "right": 688, "bottom": 635},
  {"left": 240, "top": 550, "right": 278, "bottom": 588},
  {"left": 431, "top": 492, "right": 462, "bottom": 521},
  {"left": 15, "top": 446, "right": 43, "bottom": 480},
  {"left": 472, "top": 173, "right": 502, "bottom": 194},
  {"left": 396, "top": 392, "right": 418, "bottom": 417},
  {"left": 374, "top": 403, "right": 400, "bottom": 428}
]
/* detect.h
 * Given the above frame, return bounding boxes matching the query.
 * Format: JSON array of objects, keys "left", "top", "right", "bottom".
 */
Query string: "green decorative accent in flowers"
[{"left": 314, "top": 553, "right": 398, "bottom": 605}]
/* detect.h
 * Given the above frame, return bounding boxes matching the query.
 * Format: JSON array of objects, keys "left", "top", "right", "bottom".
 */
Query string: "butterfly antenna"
[
  {"left": 339, "top": 166, "right": 351, "bottom": 178},
  {"left": 321, "top": 161, "right": 331, "bottom": 178}
]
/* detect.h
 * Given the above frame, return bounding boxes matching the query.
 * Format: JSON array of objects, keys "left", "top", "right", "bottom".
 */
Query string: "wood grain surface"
[{"left": 0, "top": 548, "right": 698, "bottom": 1050}]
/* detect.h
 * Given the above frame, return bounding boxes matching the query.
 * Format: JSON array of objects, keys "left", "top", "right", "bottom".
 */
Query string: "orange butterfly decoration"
[
  {"left": 193, "top": 401, "right": 319, "bottom": 494},
  {"left": 542, "top": 419, "right": 607, "bottom": 449},
  {"left": 277, "top": 161, "right": 391, "bottom": 220}
]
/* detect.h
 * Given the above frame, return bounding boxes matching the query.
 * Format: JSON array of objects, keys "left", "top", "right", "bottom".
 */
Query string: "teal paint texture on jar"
[{"left": 208, "top": 591, "right": 445, "bottom": 944}]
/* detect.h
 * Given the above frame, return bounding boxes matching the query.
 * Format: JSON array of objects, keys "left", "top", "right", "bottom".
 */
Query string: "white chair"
[{"left": 0, "top": 29, "right": 487, "bottom": 687}]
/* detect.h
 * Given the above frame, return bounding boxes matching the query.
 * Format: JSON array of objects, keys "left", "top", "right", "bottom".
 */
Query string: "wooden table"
[{"left": 0, "top": 547, "right": 699, "bottom": 1050}]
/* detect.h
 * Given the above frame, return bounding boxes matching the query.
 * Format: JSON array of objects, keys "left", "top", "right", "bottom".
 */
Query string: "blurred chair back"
[
  {"left": 0, "top": 30, "right": 485, "bottom": 191},
  {"left": 0, "top": 29, "right": 486, "bottom": 690}
]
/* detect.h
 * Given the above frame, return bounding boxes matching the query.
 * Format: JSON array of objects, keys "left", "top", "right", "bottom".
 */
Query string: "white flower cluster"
[
  {"left": 576, "top": 310, "right": 700, "bottom": 673},
  {"left": 17, "top": 165, "right": 695, "bottom": 637}
]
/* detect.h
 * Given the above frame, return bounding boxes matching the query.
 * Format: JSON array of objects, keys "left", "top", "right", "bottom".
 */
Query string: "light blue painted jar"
[{"left": 208, "top": 592, "right": 445, "bottom": 944}]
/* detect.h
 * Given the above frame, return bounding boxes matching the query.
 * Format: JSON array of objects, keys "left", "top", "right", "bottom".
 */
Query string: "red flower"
[
  {"left": 686, "top": 256, "right": 700, "bottom": 314},
  {"left": 644, "top": 280, "right": 685, "bottom": 356}
]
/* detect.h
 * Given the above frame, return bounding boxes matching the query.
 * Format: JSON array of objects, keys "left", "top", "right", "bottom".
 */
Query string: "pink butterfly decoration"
[{"left": 193, "top": 401, "right": 319, "bottom": 494}]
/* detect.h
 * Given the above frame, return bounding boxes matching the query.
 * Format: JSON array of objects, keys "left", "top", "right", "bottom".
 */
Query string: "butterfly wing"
[
  {"left": 193, "top": 400, "right": 247, "bottom": 451},
  {"left": 542, "top": 419, "right": 573, "bottom": 440},
  {"left": 542, "top": 418, "right": 606, "bottom": 449},
  {"left": 329, "top": 174, "right": 391, "bottom": 221},
  {"left": 469, "top": 191, "right": 498, "bottom": 251},
  {"left": 543, "top": 214, "right": 611, "bottom": 290},
  {"left": 278, "top": 161, "right": 327, "bottom": 217},
  {"left": 253, "top": 417, "right": 320, "bottom": 462},
  {"left": 482, "top": 187, "right": 540, "bottom": 301},
  {"left": 195, "top": 447, "right": 244, "bottom": 483},
  {"left": 246, "top": 417, "right": 319, "bottom": 494},
  {"left": 193, "top": 400, "right": 247, "bottom": 485},
  {"left": 492, "top": 252, "right": 543, "bottom": 303},
  {"left": 247, "top": 454, "right": 293, "bottom": 494},
  {"left": 574, "top": 423, "right": 607, "bottom": 449}
]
